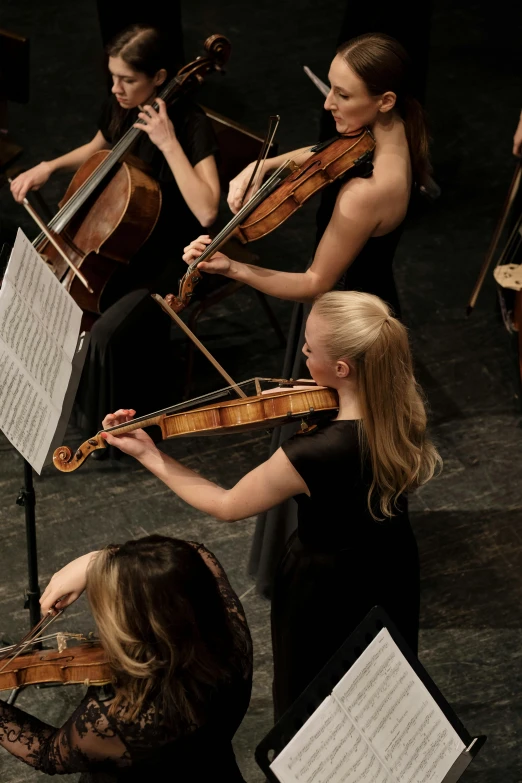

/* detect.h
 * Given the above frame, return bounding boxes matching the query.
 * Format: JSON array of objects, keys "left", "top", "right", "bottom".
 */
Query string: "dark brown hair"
[
  {"left": 337, "top": 33, "right": 431, "bottom": 185},
  {"left": 87, "top": 536, "right": 241, "bottom": 728},
  {"left": 105, "top": 24, "right": 173, "bottom": 140}
]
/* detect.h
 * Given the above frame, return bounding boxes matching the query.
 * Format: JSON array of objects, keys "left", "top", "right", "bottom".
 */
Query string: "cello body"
[{"left": 35, "top": 150, "right": 161, "bottom": 316}]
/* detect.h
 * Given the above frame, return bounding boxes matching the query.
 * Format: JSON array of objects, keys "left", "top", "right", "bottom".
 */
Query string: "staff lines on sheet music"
[
  {"left": 355, "top": 659, "right": 401, "bottom": 720},
  {"left": 385, "top": 701, "right": 426, "bottom": 764},
  {"left": 366, "top": 673, "right": 412, "bottom": 738}
]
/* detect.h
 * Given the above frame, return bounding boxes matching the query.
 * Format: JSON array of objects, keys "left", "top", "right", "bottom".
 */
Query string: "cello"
[{"left": 24, "top": 35, "right": 231, "bottom": 322}]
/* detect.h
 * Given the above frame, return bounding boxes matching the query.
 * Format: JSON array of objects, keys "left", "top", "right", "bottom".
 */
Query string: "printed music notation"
[
  {"left": 270, "top": 629, "right": 465, "bottom": 783},
  {"left": 0, "top": 229, "right": 82, "bottom": 473}
]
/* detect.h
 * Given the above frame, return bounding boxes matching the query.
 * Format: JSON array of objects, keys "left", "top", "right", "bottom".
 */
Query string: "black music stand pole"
[{"left": 16, "top": 458, "right": 41, "bottom": 632}]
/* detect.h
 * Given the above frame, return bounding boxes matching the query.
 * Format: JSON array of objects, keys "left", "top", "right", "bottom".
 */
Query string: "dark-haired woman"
[
  {"left": 183, "top": 32, "right": 430, "bottom": 593},
  {"left": 10, "top": 24, "right": 221, "bottom": 436},
  {"left": 0, "top": 536, "right": 252, "bottom": 781}
]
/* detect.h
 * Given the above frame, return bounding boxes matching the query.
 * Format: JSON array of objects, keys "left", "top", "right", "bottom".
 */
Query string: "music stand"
[
  {"left": 256, "top": 606, "right": 486, "bottom": 783},
  {"left": 0, "top": 240, "right": 89, "bottom": 703}
]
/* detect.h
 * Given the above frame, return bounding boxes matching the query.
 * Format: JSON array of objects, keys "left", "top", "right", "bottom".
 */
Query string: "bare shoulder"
[{"left": 336, "top": 159, "right": 410, "bottom": 234}]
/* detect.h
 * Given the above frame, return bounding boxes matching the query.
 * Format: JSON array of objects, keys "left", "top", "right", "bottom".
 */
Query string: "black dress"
[
  {"left": 271, "top": 420, "right": 420, "bottom": 721},
  {"left": 0, "top": 544, "right": 253, "bottom": 782},
  {"left": 250, "top": 163, "right": 407, "bottom": 596},
  {"left": 74, "top": 97, "right": 219, "bottom": 436}
]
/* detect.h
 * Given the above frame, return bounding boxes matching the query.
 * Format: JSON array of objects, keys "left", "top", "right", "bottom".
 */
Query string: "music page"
[
  {"left": 270, "top": 696, "right": 392, "bottom": 783},
  {"left": 0, "top": 229, "right": 82, "bottom": 472},
  {"left": 333, "top": 630, "right": 465, "bottom": 783}
]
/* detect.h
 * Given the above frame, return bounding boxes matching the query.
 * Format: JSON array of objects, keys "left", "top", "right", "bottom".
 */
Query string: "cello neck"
[{"left": 33, "top": 74, "right": 186, "bottom": 246}]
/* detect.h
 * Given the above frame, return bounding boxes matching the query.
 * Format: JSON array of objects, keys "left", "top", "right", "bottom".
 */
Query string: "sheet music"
[
  {"left": 270, "top": 629, "right": 466, "bottom": 783},
  {"left": 333, "top": 630, "right": 465, "bottom": 783},
  {"left": 0, "top": 229, "right": 82, "bottom": 473},
  {"left": 270, "top": 697, "right": 392, "bottom": 783}
]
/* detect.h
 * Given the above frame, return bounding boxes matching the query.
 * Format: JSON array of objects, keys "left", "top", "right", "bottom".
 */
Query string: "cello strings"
[{"left": 33, "top": 73, "right": 187, "bottom": 245}]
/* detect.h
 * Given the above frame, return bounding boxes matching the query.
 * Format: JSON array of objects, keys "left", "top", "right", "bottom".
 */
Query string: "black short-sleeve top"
[
  {"left": 281, "top": 420, "right": 412, "bottom": 552},
  {"left": 97, "top": 96, "right": 219, "bottom": 291}
]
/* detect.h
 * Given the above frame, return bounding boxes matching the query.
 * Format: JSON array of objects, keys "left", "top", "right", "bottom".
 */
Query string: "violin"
[
  {"left": 0, "top": 639, "right": 110, "bottom": 690},
  {"left": 53, "top": 380, "right": 339, "bottom": 472},
  {"left": 0, "top": 613, "right": 111, "bottom": 690},
  {"left": 166, "top": 128, "right": 375, "bottom": 312},
  {"left": 27, "top": 34, "right": 231, "bottom": 323}
]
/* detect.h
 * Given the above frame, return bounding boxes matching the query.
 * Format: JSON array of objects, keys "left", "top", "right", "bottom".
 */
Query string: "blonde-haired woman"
[
  {"left": 0, "top": 536, "right": 252, "bottom": 780},
  {"left": 42, "top": 291, "right": 440, "bottom": 721}
]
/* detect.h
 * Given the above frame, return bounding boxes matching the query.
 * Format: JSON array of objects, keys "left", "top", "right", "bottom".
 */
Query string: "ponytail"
[
  {"left": 337, "top": 33, "right": 432, "bottom": 187},
  {"left": 402, "top": 95, "right": 432, "bottom": 186},
  {"left": 313, "top": 291, "right": 441, "bottom": 519}
]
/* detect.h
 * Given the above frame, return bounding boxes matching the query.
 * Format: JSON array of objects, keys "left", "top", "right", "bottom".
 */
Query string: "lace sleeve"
[
  {"left": 189, "top": 542, "right": 252, "bottom": 674},
  {"left": 0, "top": 691, "right": 130, "bottom": 775}
]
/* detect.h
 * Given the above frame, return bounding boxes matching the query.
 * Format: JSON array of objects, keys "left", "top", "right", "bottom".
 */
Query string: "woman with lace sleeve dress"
[
  {"left": 0, "top": 536, "right": 252, "bottom": 781},
  {"left": 44, "top": 291, "right": 441, "bottom": 723},
  {"left": 9, "top": 24, "right": 220, "bottom": 437}
]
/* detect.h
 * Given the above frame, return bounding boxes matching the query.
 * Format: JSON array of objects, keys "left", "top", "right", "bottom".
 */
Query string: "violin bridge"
[{"left": 57, "top": 633, "right": 67, "bottom": 652}]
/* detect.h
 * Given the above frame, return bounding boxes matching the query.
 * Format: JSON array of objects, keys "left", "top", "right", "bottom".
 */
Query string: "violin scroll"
[{"left": 53, "top": 434, "right": 106, "bottom": 473}]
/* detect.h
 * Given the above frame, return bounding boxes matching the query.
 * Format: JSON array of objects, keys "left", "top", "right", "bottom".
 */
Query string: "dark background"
[{"left": 0, "top": 1, "right": 521, "bottom": 781}]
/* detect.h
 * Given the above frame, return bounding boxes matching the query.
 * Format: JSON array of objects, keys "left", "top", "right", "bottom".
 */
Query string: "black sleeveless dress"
[{"left": 271, "top": 420, "right": 420, "bottom": 721}]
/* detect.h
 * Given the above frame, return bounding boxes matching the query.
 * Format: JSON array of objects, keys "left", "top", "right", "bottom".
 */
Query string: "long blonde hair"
[
  {"left": 86, "top": 536, "right": 242, "bottom": 726},
  {"left": 313, "top": 291, "right": 441, "bottom": 518}
]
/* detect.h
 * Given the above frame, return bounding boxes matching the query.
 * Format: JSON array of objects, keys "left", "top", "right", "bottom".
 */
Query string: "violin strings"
[
  {"left": 186, "top": 161, "right": 293, "bottom": 274},
  {"left": 0, "top": 631, "right": 85, "bottom": 655},
  {"left": 104, "top": 377, "right": 316, "bottom": 434},
  {"left": 104, "top": 378, "right": 261, "bottom": 433}
]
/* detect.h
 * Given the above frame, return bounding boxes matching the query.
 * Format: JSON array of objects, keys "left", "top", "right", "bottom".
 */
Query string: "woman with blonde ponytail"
[{"left": 40, "top": 290, "right": 440, "bottom": 725}]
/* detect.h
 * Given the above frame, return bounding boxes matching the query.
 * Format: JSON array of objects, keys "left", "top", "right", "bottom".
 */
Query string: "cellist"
[{"left": 10, "top": 24, "right": 221, "bottom": 441}]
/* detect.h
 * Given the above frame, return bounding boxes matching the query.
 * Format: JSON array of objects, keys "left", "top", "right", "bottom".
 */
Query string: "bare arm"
[
  {"left": 227, "top": 146, "right": 313, "bottom": 213},
  {"left": 162, "top": 146, "right": 220, "bottom": 227},
  {"left": 93, "top": 409, "right": 308, "bottom": 522},
  {"left": 10, "top": 131, "right": 109, "bottom": 203},
  {"left": 185, "top": 180, "right": 380, "bottom": 302},
  {"left": 135, "top": 99, "right": 220, "bottom": 227},
  {"left": 135, "top": 445, "right": 308, "bottom": 521}
]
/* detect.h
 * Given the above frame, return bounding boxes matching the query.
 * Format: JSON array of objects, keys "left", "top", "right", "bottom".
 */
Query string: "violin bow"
[
  {"left": 240, "top": 114, "right": 280, "bottom": 207},
  {"left": 8, "top": 179, "right": 93, "bottom": 293},
  {"left": 303, "top": 66, "right": 329, "bottom": 98},
  {"left": 151, "top": 294, "right": 247, "bottom": 398},
  {"left": 467, "top": 161, "right": 522, "bottom": 315}
]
